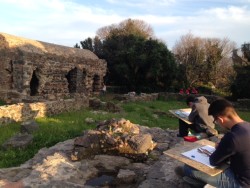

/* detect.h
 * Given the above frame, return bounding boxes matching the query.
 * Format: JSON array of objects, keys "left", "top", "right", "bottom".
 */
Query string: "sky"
[{"left": 0, "top": 0, "right": 249, "bottom": 49}]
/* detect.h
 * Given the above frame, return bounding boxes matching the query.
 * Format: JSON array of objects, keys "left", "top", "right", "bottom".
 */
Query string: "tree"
[
  {"left": 76, "top": 19, "right": 177, "bottom": 92},
  {"left": 241, "top": 43, "right": 250, "bottom": 62},
  {"left": 96, "top": 18, "right": 154, "bottom": 40},
  {"left": 74, "top": 43, "right": 80, "bottom": 48},
  {"left": 80, "top": 37, "right": 93, "bottom": 51},
  {"left": 103, "top": 34, "right": 177, "bottom": 92},
  {"left": 231, "top": 65, "right": 250, "bottom": 99},
  {"left": 173, "top": 33, "right": 235, "bottom": 90},
  {"left": 231, "top": 42, "right": 250, "bottom": 99},
  {"left": 93, "top": 36, "right": 104, "bottom": 58},
  {"left": 79, "top": 36, "right": 104, "bottom": 58},
  {"left": 173, "top": 33, "right": 205, "bottom": 86}
]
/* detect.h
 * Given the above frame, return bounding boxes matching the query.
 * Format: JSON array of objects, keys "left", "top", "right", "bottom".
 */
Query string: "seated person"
[
  {"left": 176, "top": 99, "right": 250, "bottom": 188},
  {"left": 178, "top": 96, "right": 217, "bottom": 137}
]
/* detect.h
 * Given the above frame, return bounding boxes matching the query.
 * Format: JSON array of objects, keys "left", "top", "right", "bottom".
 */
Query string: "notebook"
[{"left": 181, "top": 145, "right": 216, "bottom": 168}]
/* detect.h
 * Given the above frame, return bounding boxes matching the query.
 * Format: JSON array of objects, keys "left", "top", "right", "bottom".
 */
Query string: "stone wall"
[
  {"left": 158, "top": 92, "right": 220, "bottom": 103},
  {"left": 114, "top": 92, "right": 220, "bottom": 103},
  {"left": 122, "top": 93, "right": 159, "bottom": 102},
  {"left": 0, "top": 32, "right": 107, "bottom": 103},
  {"left": 0, "top": 97, "right": 88, "bottom": 125}
]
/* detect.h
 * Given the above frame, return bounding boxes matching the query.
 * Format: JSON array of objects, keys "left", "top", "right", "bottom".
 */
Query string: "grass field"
[{"left": 0, "top": 98, "right": 250, "bottom": 168}]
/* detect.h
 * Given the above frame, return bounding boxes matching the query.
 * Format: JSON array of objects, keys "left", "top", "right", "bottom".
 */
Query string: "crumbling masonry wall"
[
  {"left": 0, "top": 97, "right": 88, "bottom": 125},
  {"left": 0, "top": 33, "right": 107, "bottom": 103}
]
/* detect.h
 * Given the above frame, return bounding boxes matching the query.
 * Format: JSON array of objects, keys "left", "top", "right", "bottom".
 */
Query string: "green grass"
[
  {"left": 238, "top": 111, "right": 250, "bottom": 122},
  {"left": 0, "top": 109, "right": 122, "bottom": 168},
  {"left": 121, "top": 100, "right": 187, "bottom": 129},
  {"left": 0, "top": 99, "right": 250, "bottom": 168},
  {"left": 0, "top": 100, "right": 6, "bottom": 106}
]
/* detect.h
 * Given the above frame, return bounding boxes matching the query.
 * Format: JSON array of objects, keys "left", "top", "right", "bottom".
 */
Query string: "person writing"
[
  {"left": 178, "top": 96, "right": 217, "bottom": 137},
  {"left": 176, "top": 99, "right": 250, "bottom": 187}
]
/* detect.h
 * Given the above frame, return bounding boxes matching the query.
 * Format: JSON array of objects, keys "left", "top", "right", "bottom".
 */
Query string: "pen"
[{"left": 197, "top": 148, "right": 212, "bottom": 157}]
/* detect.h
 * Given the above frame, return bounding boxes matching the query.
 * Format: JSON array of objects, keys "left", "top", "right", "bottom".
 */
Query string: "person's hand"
[{"left": 215, "top": 141, "right": 220, "bottom": 149}]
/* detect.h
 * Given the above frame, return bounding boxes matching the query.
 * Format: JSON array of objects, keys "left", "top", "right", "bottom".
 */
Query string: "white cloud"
[
  {"left": 0, "top": 0, "right": 125, "bottom": 46},
  {"left": 153, "top": 6, "right": 250, "bottom": 48},
  {"left": 200, "top": 6, "right": 249, "bottom": 20},
  {"left": 106, "top": 0, "right": 176, "bottom": 8},
  {"left": 0, "top": 0, "right": 249, "bottom": 49}
]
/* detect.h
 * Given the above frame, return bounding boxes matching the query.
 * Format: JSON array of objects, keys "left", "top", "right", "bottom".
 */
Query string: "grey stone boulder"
[
  {"left": 92, "top": 155, "right": 131, "bottom": 171},
  {"left": 105, "top": 101, "right": 122, "bottom": 113},
  {"left": 117, "top": 169, "right": 136, "bottom": 184},
  {"left": 85, "top": 117, "right": 95, "bottom": 124},
  {"left": 2, "top": 133, "right": 33, "bottom": 149},
  {"left": 89, "top": 98, "right": 103, "bottom": 110},
  {"left": 138, "top": 155, "right": 191, "bottom": 188},
  {"left": 20, "top": 120, "right": 39, "bottom": 134}
]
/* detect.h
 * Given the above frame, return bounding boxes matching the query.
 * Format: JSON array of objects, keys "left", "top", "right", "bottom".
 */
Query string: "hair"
[
  {"left": 186, "top": 96, "right": 195, "bottom": 105},
  {"left": 208, "top": 99, "right": 237, "bottom": 118}
]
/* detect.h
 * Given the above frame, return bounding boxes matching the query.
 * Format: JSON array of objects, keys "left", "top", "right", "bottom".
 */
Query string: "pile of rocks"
[{"left": 71, "top": 119, "right": 156, "bottom": 161}]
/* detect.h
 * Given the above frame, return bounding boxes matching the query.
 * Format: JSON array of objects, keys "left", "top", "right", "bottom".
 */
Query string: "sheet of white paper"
[
  {"left": 175, "top": 110, "right": 190, "bottom": 118},
  {"left": 181, "top": 145, "right": 216, "bottom": 168},
  {"left": 181, "top": 111, "right": 190, "bottom": 117}
]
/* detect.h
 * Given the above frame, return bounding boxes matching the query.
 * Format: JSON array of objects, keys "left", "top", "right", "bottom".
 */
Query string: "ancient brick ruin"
[{"left": 0, "top": 33, "right": 107, "bottom": 103}]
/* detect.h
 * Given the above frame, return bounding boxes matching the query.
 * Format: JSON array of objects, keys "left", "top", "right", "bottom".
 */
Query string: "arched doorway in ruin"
[
  {"left": 92, "top": 74, "right": 101, "bottom": 92},
  {"left": 30, "top": 69, "right": 40, "bottom": 96},
  {"left": 65, "top": 67, "right": 77, "bottom": 93}
]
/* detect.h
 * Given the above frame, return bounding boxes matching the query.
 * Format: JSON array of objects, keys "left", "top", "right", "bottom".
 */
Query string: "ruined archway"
[
  {"left": 66, "top": 67, "right": 77, "bottom": 93},
  {"left": 30, "top": 69, "right": 40, "bottom": 96},
  {"left": 92, "top": 75, "right": 101, "bottom": 92}
]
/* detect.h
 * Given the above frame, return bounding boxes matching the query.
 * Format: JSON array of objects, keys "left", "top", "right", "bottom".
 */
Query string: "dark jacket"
[{"left": 210, "top": 122, "right": 250, "bottom": 187}]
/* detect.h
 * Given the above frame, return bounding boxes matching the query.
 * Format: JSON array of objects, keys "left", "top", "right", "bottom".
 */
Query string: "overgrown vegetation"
[{"left": 1, "top": 98, "right": 250, "bottom": 168}]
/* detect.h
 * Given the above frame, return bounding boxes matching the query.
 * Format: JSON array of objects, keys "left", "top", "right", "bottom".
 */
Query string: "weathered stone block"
[
  {"left": 117, "top": 169, "right": 136, "bottom": 184},
  {"left": 2, "top": 133, "right": 33, "bottom": 149},
  {"left": 20, "top": 120, "right": 39, "bottom": 134},
  {"left": 105, "top": 102, "right": 122, "bottom": 113}
]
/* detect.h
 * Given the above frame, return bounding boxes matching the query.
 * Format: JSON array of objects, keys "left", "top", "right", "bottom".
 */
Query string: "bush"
[
  {"left": 0, "top": 100, "right": 6, "bottom": 106},
  {"left": 231, "top": 65, "right": 250, "bottom": 99}
]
